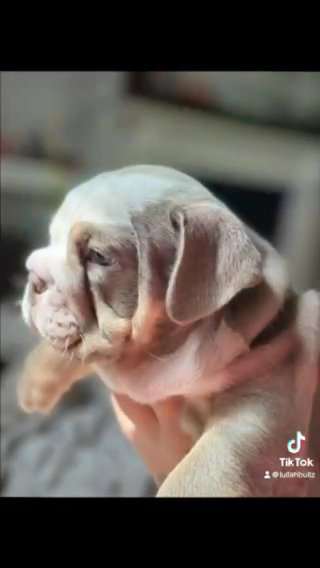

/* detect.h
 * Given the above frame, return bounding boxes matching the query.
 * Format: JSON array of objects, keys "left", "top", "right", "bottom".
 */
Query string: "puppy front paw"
[{"left": 18, "top": 371, "right": 63, "bottom": 415}]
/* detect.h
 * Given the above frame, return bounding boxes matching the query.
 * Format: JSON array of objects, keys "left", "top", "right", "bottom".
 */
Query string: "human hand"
[{"left": 111, "top": 394, "right": 193, "bottom": 484}]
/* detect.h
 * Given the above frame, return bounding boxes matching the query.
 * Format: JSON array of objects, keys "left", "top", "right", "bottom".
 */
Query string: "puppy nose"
[{"left": 28, "top": 271, "right": 48, "bottom": 295}]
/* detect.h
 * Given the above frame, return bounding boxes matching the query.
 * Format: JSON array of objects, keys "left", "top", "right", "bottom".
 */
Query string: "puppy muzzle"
[{"left": 22, "top": 247, "right": 85, "bottom": 351}]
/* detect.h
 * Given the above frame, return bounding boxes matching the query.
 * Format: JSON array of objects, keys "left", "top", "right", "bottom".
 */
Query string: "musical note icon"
[{"left": 287, "top": 431, "right": 306, "bottom": 454}]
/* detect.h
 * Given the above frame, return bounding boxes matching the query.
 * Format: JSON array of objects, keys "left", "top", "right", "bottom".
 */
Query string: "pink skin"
[{"left": 24, "top": 248, "right": 82, "bottom": 351}]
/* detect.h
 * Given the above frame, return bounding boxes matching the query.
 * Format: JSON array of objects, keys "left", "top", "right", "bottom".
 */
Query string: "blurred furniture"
[{"left": 129, "top": 72, "right": 320, "bottom": 134}]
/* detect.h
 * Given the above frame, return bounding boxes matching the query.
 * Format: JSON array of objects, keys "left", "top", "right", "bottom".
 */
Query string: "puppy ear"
[
  {"left": 130, "top": 203, "right": 177, "bottom": 342},
  {"left": 166, "top": 203, "right": 262, "bottom": 325}
]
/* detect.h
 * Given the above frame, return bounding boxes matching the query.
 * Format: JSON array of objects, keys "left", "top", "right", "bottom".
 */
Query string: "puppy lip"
[{"left": 48, "top": 336, "right": 82, "bottom": 352}]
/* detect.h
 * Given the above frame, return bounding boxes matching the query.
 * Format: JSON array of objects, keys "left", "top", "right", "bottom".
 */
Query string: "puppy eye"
[{"left": 87, "top": 249, "right": 113, "bottom": 266}]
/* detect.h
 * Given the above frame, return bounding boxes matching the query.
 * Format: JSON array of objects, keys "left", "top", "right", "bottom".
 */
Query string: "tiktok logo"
[{"left": 287, "top": 431, "right": 306, "bottom": 454}]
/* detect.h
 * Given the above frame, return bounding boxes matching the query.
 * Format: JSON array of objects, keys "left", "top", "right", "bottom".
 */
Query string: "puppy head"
[
  {"left": 22, "top": 167, "right": 263, "bottom": 372},
  {"left": 22, "top": 220, "right": 138, "bottom": 363}
]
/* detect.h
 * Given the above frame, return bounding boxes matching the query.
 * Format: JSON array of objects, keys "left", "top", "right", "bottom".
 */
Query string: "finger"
[
  {"left": 111, "top": 393, "right": 158, "bottom": 434},
  {"left": 153, "top": 397, "right": 185, "bottom": 430}
]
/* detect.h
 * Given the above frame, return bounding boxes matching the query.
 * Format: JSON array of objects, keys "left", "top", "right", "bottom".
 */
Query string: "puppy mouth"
[{"left": 47, "top": 335, "right": 82, "bottom": 354}]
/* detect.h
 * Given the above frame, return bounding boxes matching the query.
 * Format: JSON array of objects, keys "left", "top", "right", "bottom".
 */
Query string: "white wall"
[{"left": 1, "top": 71, "right": 126, "bottom": 167}]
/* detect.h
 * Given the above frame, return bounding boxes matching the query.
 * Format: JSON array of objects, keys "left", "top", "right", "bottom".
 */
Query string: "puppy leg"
[
  {"left": 156, "top": 385, "right": 308, "bottom": 497},
  {"left": 18, "top": 341, "right": 91, "bottom": 414},
  {"left": 156, "top": 423, "right": 252, "bottom": 497}
]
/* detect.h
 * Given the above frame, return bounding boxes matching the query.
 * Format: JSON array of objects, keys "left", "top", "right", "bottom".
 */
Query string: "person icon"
[{"left": 264, "top": 471, "right": 271, "bottom": 479}]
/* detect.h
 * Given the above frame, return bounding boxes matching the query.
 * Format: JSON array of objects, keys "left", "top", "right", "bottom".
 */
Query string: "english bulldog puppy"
[{"left": 18, "top": 165, "right": 320, "bottom": 497}]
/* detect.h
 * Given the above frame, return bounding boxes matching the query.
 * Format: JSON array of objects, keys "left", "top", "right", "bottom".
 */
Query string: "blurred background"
[{"left": 1, "top": 71, "right": 320, "bottom": 497}]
